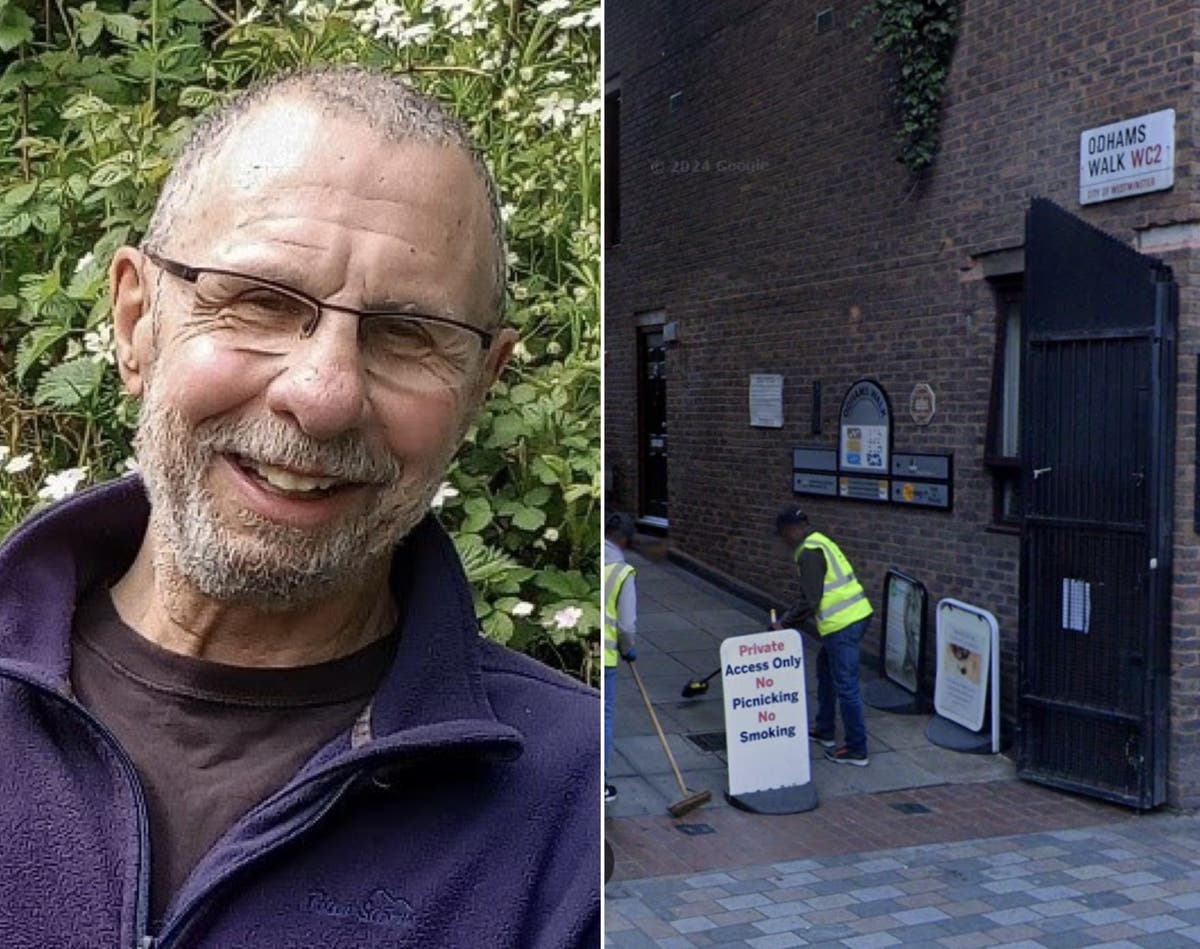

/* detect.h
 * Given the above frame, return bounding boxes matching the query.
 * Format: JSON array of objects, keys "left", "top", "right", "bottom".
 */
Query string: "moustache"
[{"left": 191, "top": 416, "right": 401, "bottom": 485}]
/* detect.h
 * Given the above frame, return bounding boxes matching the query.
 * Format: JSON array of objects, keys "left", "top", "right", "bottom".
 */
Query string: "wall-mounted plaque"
[
  {"left": 839, "top": 380, "right": 892, "bottom": 476},
  {"left": 909, "top": 384, "right": 936, "bottom": 425},
  {"left": 749, "top": 374, "right": 784, "bottom": 428}
]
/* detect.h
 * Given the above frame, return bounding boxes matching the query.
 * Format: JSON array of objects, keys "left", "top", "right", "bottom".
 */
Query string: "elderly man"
[{"left": 0, "top": 67, "right": 599, "bottom": 948}]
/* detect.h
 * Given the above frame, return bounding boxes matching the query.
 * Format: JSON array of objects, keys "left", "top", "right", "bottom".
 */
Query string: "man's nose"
[{"left": 265, "top": 312, "right": 370, "bottom": 441}]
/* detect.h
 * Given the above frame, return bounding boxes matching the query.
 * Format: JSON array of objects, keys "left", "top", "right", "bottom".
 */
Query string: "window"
[
  {"left": 985, "top": 281, "right": 1023, "bottom": 527},
  {"left": 604, "top": 87, "right": 620, "bottom": 246}
]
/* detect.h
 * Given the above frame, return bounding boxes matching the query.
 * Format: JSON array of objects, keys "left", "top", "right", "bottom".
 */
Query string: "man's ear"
[
  {"left": 483, "top": 327, "right": 518, "bottom": 390},
  {"left": 110, "top": 246, "right": 153, "bottom": 398}
]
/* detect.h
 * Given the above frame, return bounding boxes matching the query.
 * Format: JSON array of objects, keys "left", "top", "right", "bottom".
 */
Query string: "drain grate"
[
  {"left": 685, "top": 731, "right": 726, "bottom": 753},
  {"left": 891, "top": 802, "right": 934, "bottom": 815},
  {"left": 676, "top": 823, "right": 716, "bottom": 836}
]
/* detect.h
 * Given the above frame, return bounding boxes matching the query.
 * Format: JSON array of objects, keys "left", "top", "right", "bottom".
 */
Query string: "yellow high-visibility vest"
[
  {"left": 796, "top": 531, "right": 873, "bottom": 635},
  {"left": 603, "top": 561, "right": 635, "bottom": 667}
]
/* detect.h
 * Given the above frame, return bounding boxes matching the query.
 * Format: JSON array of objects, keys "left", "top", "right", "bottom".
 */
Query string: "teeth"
[{"left": 249, "top": 460, "right": 339, "bottom": 493}]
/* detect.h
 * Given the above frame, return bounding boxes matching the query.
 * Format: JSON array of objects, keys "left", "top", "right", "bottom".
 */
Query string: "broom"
[
  {"left": 627, "top": 662, "right": 713, "bottom": 818},
  {"left": 682, "top": 610, "right": 775, "bottom": 698}
]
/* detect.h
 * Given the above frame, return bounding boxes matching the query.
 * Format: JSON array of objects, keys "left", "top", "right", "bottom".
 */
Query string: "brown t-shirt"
[{"left": 69, "top": 588, "right": 397, "bottom": 927}]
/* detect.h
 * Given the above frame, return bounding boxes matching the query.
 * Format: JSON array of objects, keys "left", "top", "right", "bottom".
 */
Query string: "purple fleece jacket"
[{"left": 0, "top": 476, "right": 600, "bottom": 948}]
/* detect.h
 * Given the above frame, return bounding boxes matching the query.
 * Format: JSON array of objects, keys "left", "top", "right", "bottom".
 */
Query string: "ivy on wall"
[{"left": 858, "top": 0, "right": 960, "bottom": 175}]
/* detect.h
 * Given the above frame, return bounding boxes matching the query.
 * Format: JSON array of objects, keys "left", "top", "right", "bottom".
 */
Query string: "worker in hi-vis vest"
[
  {"left": 603, "top": 512, "right": 638, "bottom": 802},
  {"left": 772, "top": 505, "right": 874, "bottom": 766}
]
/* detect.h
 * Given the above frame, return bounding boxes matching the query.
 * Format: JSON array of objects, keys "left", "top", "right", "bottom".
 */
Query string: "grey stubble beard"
[{"left": 133, "top": 376, "right": 451, "bottom": 612}]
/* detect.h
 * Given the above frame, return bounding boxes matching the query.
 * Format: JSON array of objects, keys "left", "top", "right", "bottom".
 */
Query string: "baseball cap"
[
  {"left": 774, "top": 505, "right": 809, "bottom": 533},
  {"left": 606, "top": 512, "right": 636, "bottom": 541}
]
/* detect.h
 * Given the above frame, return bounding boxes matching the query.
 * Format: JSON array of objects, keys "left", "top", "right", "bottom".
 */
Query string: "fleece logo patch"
[{"left": 305, "top": 887, "right": 415, "bottom": 929}]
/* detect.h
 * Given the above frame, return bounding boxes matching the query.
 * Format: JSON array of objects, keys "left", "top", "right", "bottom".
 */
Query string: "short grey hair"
[{"left": 142, "top": 65, "right": 507, "bottom": 320}]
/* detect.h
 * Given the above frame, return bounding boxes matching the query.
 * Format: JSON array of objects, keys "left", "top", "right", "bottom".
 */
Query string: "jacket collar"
[{"left": 0, "top": 476, "right": 519, "bottom": 756}]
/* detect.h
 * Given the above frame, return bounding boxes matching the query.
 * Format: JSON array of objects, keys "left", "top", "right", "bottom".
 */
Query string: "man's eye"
[{"left": 229, "top": 287, "right": 311, "bottom": 321}]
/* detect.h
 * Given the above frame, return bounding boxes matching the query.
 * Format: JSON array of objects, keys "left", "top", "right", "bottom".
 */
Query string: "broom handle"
[{"left": 628, "top": 661, "right": 690, "bottom": 796}]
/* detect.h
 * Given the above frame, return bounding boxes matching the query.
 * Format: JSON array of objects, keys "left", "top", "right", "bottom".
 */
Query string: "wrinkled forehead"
[{"left": 172, "top": 97, "right": 498, "bottom": 313}]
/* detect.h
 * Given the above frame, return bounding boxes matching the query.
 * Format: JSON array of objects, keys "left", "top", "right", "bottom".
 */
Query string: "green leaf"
[
  {"left": 173, "top": 0, "right": 218, "bottom": 22},
  {"left": 89, "top": 160, "right": 132, "bottom": 189},
  {"left": 33, "top": 357, "right": 106, "bottom": 409},
  {"left": 75, "top": 6, "right": 104, "bottom": 47},
  {"left": 61, "top": 93, "right": 114, "bottom": 120},
  {"left": 16, "top": 325, "right": 72, "bottom": 381},
  {"left": 461, "top": 496, "right": 493, "bottom": 533},
  {"left": 0, "top": 211, "right": 32, "bottom": 238},
  {"left": 0, "top": 5, "right": 34, "bottom": 52},
  {"left": 511, "top": 505, "right": 546, "bottom": 531},
  {"left": 481, "top": 609, "right": 515, "bottom": 644},
  {"left": 102, "top": 13, "right": 142, "bottom": 43},
  {"left": 485, "top": 412, "right": 526, "bottom": 448},
  {"left": 523, "top": 486, "right": 552, "bottom": 507},
  {"left": 4, "top": 182, "right": 36, "bottom": 206},
  {"left": 509, "top": 382, "right": 537, "bottom": 404},
  {"left": 534, "top": 569, "right": 590, "bottom": 598}
]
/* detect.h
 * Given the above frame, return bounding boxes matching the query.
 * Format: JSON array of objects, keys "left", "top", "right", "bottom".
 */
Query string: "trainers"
[
  {"left": 824, "top": 746, "right": 869, "bottom": 767},
  {"left": 808, "top": 729, "right": 836, "bottom": 749},
  {"left": 604, "top": 784, "right": 618, "bottom": 802}
]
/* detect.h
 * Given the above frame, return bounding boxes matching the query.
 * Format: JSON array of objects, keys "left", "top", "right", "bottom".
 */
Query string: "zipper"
[
  {"left": 154, "top": 772, "right": 360, "bottom": 949},
  {"left": 0, "top": 667, "right": 153, "bottom": 949}
]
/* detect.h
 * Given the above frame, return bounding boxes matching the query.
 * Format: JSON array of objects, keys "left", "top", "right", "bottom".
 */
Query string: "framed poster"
[{"left": 881, "top": 571, "right": 927, "bottom": 695}]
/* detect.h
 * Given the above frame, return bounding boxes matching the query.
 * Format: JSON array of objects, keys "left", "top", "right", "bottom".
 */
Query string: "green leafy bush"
[{"left": 0, "top": 0, "right": 600, "bottom": 684}]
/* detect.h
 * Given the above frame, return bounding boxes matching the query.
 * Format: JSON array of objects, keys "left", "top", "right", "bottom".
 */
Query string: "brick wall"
[{"left": 605, "top": 0, "right": 1200, "bottom": 805}]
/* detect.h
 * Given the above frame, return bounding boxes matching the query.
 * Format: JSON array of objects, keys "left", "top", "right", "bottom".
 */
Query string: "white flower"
[
  {"left": 3, "top": 453, "right": 32, "bottom": 475},
  {"left": 552, "top": 606, "right": 583, "bottom": 630},
  {"left": 536, "top": 0, "right": 569, "bottom": 14},
  {"left": 430, "top": 481, "right": 460, "bottom": 510},
  {"left": 546, "top": 69, "right": 570, "bottom": 84},
  {"left": 511, "top": 601, "right": 535, "bottom": 617},
  {"left": 73, "top": 252, "right": 95, "bottom": 275},
  {"left": 37, "top": 467, "right": 88, "bottom": 501},
  {"left": 560, "top": 6, "right": 598, "bottom": 28},
  {"left": 511, "top": 341, "right": 531, "bottom": 362},
  {"left": 535, "top": 92, "right": 575, "bottom": 128},
  {"left": 83, "top": 324, "right": 116, "bottom": 365},
  {"left": 576, "top": 97, "right": 601, "bottom": 117},
  {"left": 543, "top": 527, "right": 559, "bottom": 542}
]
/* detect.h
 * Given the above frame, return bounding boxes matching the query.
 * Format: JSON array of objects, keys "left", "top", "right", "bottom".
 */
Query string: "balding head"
[{"left": 143, "top": 66, "right": 507, "bottom": 321}]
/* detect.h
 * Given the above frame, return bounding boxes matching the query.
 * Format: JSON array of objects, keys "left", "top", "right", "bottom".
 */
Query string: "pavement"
[{"left": 604, "top": 547, "right": 1196, "bottom": 947}]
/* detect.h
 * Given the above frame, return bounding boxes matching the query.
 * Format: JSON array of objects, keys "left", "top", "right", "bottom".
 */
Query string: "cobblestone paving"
[{"left": 605, "top": 816, "right": 1200, "bottom": 948}]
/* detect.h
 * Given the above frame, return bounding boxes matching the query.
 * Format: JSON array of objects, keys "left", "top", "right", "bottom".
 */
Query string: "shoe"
[
  {"left": 824, "top": 746, "right": 869, "bottom": 767},
  {"left": 808, "top": 729, "right": 836, "bottom": 749},
  {"left": 604, "top": 784, "right": 618, "bottom": 802}
]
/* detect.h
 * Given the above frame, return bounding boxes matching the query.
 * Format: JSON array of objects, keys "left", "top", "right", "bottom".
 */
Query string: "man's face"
[
  {"left": 113, "top": 99, "right": 512, "bottom": 609},
  {"left": 779, "top": 524, "right": 807, "bottom": 549}
]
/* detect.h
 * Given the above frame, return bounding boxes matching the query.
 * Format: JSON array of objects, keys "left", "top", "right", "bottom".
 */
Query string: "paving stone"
[
  {"left": 670, "top": 916, "right": 717, "bottom": 934},
  {"left": 1129, "top": 913, "right": 1186, "bottom": 933},
  {"left": 747, "top": 932, "right": 809, "bottom": 948},
  {"left": 841, "top": 933, "right": 902, "bottom": 948},
  {"left": 983, "top": 908, "right": 1042, "bottom": 926}
]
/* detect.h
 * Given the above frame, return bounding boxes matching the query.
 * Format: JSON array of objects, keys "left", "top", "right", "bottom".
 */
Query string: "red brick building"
[{"left": 604, "top": 0, "right": 1200, "bottom": 807}]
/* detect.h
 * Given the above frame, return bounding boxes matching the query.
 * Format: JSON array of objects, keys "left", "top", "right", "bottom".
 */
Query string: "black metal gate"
[{"left": 1018, "top": 198, "right": 1176, "bottom": 809}]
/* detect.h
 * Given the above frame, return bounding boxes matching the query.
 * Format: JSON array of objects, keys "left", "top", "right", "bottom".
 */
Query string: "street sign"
[
  {"left": 1079, "top": 108, "right": 1174, "bottom": 205},
  {"left": 721, "top": 628, "right": 817, "bottom": 813}
]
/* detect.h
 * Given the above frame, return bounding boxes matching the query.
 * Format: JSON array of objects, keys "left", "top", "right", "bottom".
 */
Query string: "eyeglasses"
[{"left": 143, "top": 248, "right": 494, "bottom": 387}]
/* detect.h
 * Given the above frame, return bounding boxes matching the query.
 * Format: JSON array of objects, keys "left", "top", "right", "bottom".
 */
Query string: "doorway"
[
  {"left": 1018, "top": 198, "right": 1176, "bottom": 809},
  {"left": 637, "top": 326, "right": 668, "bottom": 524}
]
